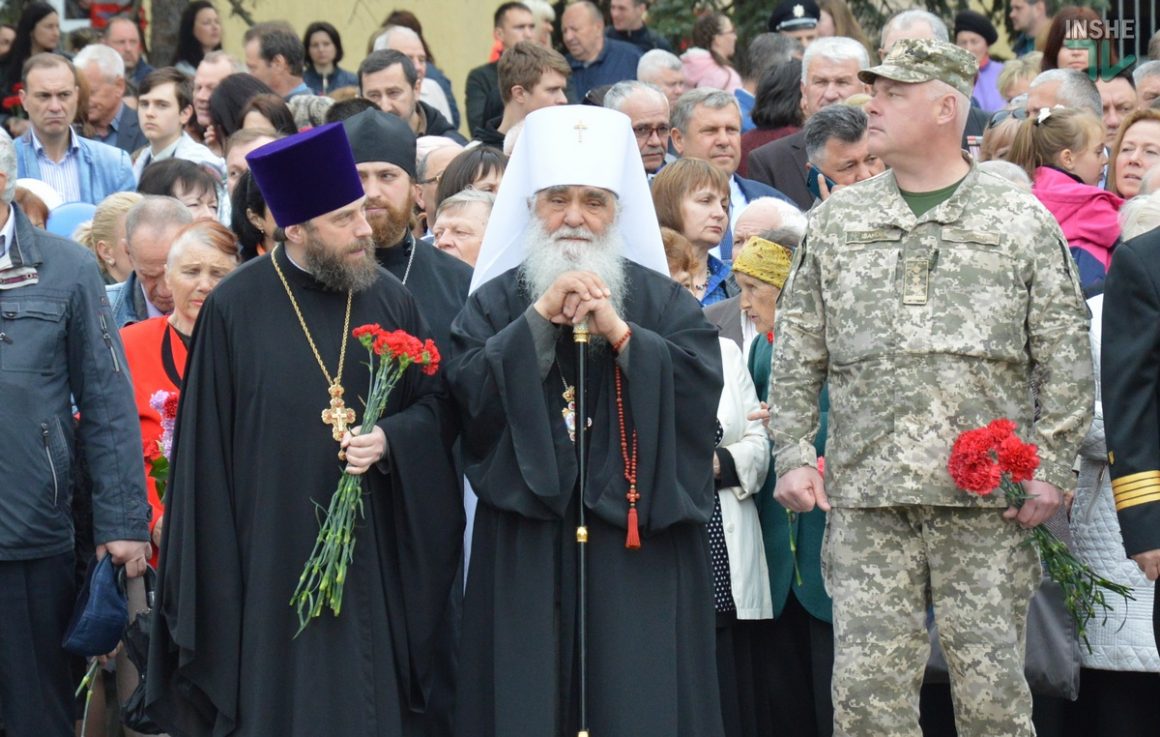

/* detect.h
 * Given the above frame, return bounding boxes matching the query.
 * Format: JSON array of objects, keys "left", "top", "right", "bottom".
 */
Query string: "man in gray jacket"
[{"left": 0, "top": 131, "right": 150, "bottom": 737}]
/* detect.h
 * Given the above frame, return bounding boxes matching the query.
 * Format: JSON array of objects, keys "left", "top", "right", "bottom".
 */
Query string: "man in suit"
[
  {"left": 14, "top": 54, "right": 137, "bottom": 206},
  {"left": 75, "top": 43, "right": 148, "bottom": 156},
  {"left": 670, "top": 88, "right": 798, "bottom": 262},
  {"left": 747, "top": 36, "right": 869, "bottom": 210}
]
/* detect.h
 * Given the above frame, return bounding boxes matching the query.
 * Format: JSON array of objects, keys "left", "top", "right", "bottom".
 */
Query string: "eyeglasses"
[
  {"left": 417, "top": 172, "right": 443, "bottom": 186},
  {"left": 632, "top": 124, "right": 670, "bottom": 141},
  {"left": 987, "top": 107, "right": 1028, "bottom": 129}
]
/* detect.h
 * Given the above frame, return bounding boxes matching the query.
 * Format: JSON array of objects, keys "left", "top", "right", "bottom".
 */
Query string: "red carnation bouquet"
[
  {"left": 291, "top": 324, "right": 440, "bottom": 635},
  {"left": 948, "top": 419, "right": 1132, "bottom": 648}
]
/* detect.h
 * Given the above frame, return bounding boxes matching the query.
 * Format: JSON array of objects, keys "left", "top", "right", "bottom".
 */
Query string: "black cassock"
[
  {"left": 447, "top": 261, "right": 726, "bottom": 737},
  {"left": 146, "top": 248, "right": 463, "bottom": 737},
  {"left": 376, "top": 232, "right": 472, "bottom": 354}
]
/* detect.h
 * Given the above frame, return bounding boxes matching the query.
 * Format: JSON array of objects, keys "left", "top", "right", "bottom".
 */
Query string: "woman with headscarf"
[{"left": 735, "top": 235, "right": 836, "bottom": 737}]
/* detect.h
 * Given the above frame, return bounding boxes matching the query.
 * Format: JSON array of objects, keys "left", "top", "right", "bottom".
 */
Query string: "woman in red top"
[{"left": 120, "top": 220, "right": 239, "bottom": 562}]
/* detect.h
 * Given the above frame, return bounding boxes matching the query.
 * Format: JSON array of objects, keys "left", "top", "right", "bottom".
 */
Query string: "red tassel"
[{"left": 625, "top": 507, "right": 640, "bottom": 549}]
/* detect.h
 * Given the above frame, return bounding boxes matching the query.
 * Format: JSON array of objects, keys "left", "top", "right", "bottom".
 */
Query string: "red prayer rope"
[{"left": 615, "top": 364, "right": 641, "bottom": 549}]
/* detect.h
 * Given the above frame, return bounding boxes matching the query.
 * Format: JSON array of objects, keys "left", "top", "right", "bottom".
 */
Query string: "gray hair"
[
  {"left": 435, "top": 188, "right": 495, "bottom": 220},
  {"left": 637, "top": 49, "right": 682, "bottom": 81},
  {"left": 375, "top": 25, "right": 422, "bottom": 53},
  {"left": 801, "top": 37, "right": 870, "bottom": 84},
  {"left": 759, "top": 225, "right": 804, "bottom": 249},
  {"left": 1119, "top": 191, "right": 1160, "bottom": 240},
  {"left": 125, "top": 196, "right": 193, "bottom": 250},
  {"left": 1029, "top": 69, "right": 1102, "bottom": 118},
  {"left": 74, "top": 43, "right": 124, "bottom": 80},
  {"left": 882, "top": 10, "right": 949, "bottom": 48},
  {"left": 0, "top": 132, "right": 16, "bottom": 203},
  {"left": 202, "top": 50, "right": 244, "bottom": 73},
  {"left": 804, "top": 104, "right": 869, "bottom": 164},
  {"left": 671, "top": 88, "right": 739, "bottom": 135},
  {"left": 742, "top": 33, "right": 801, "bottom": 82},
  {"left": 522, "top": 0, "right": 555, "bottom": 23},
  {"left": 416, "top": 137, "right": 463, "bottom": 180},
  {"left": 1134, "top": 60, "right": 1160, "bottom": 86},
  {"left": 603, "top": 80, "right": 668, "bottom": 114},
  {"left": 980, "top": 159, "right": 1033, "bottom": 189}
]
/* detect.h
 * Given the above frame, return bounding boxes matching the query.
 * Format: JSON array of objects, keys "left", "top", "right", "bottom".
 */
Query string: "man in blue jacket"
[
  {"left": 14, "top": 54, "right": 137, "bottom": 206},
  {"left": 0, "top": 132, "right": 150, "bottom": 737}
]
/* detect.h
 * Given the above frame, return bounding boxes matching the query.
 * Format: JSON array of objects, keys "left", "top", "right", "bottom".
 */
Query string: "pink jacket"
[
  {"left": 1033, "top": 166, "right": 1123, "bottom": 271},
  {"left": 680, "top": 48, "right": 742, "bottom": 93}
]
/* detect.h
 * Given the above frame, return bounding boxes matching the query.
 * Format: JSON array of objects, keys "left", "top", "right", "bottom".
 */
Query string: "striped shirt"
[{"left": 30, "top": 130, "right": 81, "bottom": 204}]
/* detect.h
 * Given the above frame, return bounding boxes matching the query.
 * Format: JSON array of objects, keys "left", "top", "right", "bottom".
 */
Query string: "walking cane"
[{"left": 573, "top": 319, "right": 591, "bottom": 737}]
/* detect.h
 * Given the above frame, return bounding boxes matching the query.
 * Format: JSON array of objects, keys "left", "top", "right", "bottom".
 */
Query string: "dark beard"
[
  {"left": 368, "top": 193, "right": 414, "bottom": 248},
  {"left": 303, "top": 232, "right": 380, "bottom": 292}
]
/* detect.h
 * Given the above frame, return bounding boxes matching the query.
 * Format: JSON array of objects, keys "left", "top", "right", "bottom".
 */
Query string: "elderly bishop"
[{"left": 447, "top": 105, "right": 725, "bottom": 737}]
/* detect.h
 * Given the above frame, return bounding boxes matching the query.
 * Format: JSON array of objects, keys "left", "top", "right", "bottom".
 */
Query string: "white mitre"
[{"left": 469, "top": 104, "right": 669, "bottom": 293}]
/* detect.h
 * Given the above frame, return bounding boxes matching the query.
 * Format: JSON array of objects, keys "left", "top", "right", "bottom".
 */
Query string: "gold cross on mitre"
[
  {"left": 574, "top": 119, "right": 589, "bottom": 143},
  {"left": 321, "top": 382, "right": 357, "bottom": 442}
]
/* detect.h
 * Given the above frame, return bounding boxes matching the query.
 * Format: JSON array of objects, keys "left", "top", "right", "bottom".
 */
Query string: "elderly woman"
[
  {"left": 119, "top": 220, "right": 238, "bottom": 560},
  {"left": 663, "top": 229, "right": 772, "bottom": 737},
  {"left": 1109, "top": 109, "right": 1160, "bottom": 199},
  {"left": 735, "top": 236, "right": 835, "bottom": 737},
  {"left": 431, "top": 188, "right": 493, "bottom": 267},
  {"left": 652, "top": 157, "right": 733, "bottom": 305}
]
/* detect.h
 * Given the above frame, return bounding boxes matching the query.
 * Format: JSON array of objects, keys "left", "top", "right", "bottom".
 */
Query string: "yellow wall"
[{"left": 214, "top": 0, "right": 497, "bottom": 135}]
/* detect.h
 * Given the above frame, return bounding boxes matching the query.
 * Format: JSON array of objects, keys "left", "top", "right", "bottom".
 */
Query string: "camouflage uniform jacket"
[{"left": 770, "top": 159, "right": 1094, "bottom": 507}]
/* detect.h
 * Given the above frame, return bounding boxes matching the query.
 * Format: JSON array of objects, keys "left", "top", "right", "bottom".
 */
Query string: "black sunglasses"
[{"left": 987, "top": 107, "right": 1029, "bottom": 129}]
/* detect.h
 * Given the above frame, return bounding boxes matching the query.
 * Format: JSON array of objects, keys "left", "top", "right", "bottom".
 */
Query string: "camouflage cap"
[{"left": 857, "top": 38, "right": 979, "bottom": 99}]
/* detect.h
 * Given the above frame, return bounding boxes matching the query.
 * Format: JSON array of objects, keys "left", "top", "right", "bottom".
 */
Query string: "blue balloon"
[{"left": 46, "top": 202, "right": 98, "bottom": 239}]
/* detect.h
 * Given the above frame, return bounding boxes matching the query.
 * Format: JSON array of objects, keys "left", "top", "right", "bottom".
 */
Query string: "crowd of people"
[{"left": 1, "top": 1, "right": 1160, "bottom": 736}]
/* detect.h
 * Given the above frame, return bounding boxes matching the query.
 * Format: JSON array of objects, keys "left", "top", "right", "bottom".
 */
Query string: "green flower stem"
[
  {"left": 785, "top": 509, "right": 803, "bottom": 587},
  {"left": 1000, "top": 478, "right": 1135, "bottom": 652},
  {"left": 291, "top": 348, "right": 411, "bottom": 635}
]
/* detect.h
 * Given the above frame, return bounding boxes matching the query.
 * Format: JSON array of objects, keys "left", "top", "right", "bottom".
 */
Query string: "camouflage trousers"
[{"left": 822, "top": 506, "right": 1041, "bottom": 737}]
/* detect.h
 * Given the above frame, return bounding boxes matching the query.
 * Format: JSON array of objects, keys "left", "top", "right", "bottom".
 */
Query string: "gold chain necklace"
[{"left": 271, "top": 245, "right": 356, "bottom": 452}]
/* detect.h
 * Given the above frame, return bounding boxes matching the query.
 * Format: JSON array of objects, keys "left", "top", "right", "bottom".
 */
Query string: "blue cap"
[{"left": 246, "top": 122, "right": 365, "bottom": 228}]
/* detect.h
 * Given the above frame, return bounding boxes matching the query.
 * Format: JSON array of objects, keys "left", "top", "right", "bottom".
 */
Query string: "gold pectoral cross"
[{"left": 321, "top": 383, "right": 357, "bottom": 443}]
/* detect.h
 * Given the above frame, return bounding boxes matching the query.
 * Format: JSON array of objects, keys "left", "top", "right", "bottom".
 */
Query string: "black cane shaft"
[{"left": 574, "top": 320, "right": 590, "bottom": 736}]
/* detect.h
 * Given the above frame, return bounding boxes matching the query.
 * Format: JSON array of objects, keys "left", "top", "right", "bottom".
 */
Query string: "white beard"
[{"left": 518, "top": 217, "right": 628, "bottom": 324}]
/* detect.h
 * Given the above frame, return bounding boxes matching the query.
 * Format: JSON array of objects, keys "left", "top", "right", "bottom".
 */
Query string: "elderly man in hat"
[
  {"left": 342, "top": 108, "right": 472, "bottom": 353},
  {"left": 954, "top": 9, "right": 1005, "bottom": 113},
  {"left": 770, "top": 39, "right": 1093, "bottom": 736},
  {"left": 446, "top": 105, "right": 725, "bottom": 737},
  {"left": 146, "top": 124, "right": 463, "bottom": 737}
]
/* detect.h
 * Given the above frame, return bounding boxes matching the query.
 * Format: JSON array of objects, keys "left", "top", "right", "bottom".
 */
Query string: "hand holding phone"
[{"left": 806, "top": 163, "right": 838, "bottom": 201}]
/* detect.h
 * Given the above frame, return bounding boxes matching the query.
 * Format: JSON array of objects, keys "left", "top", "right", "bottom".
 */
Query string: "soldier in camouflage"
[{"left": 769, "top": 38, "right": 1094, "bottom": 736}]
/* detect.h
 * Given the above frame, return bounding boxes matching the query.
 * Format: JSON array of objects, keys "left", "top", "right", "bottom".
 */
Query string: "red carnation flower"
[
  {"left": 987, "top": 418, "right": 1017, "bottom": 443},
  {"left": 947, "top": 426, "right": 1002, "bottom": 495},
  {"left": 997, "top": 434, "right": 1040, "bottom": 483},
  {"left": 420, "top": 339, "right": 440, "bottom": 375}
]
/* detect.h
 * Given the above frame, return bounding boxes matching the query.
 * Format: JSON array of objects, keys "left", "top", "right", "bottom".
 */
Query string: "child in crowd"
[{"left": 1007, "top": 106, "right": 1123, "bottom": 290}]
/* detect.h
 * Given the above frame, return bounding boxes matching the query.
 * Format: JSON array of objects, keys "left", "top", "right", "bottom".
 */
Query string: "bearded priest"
[
  {"left": 146, "top": 123, "right": 464, "bottom": 737},
  {"left": 447, "top": 105, "right": 726, "bottom": 737}
]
